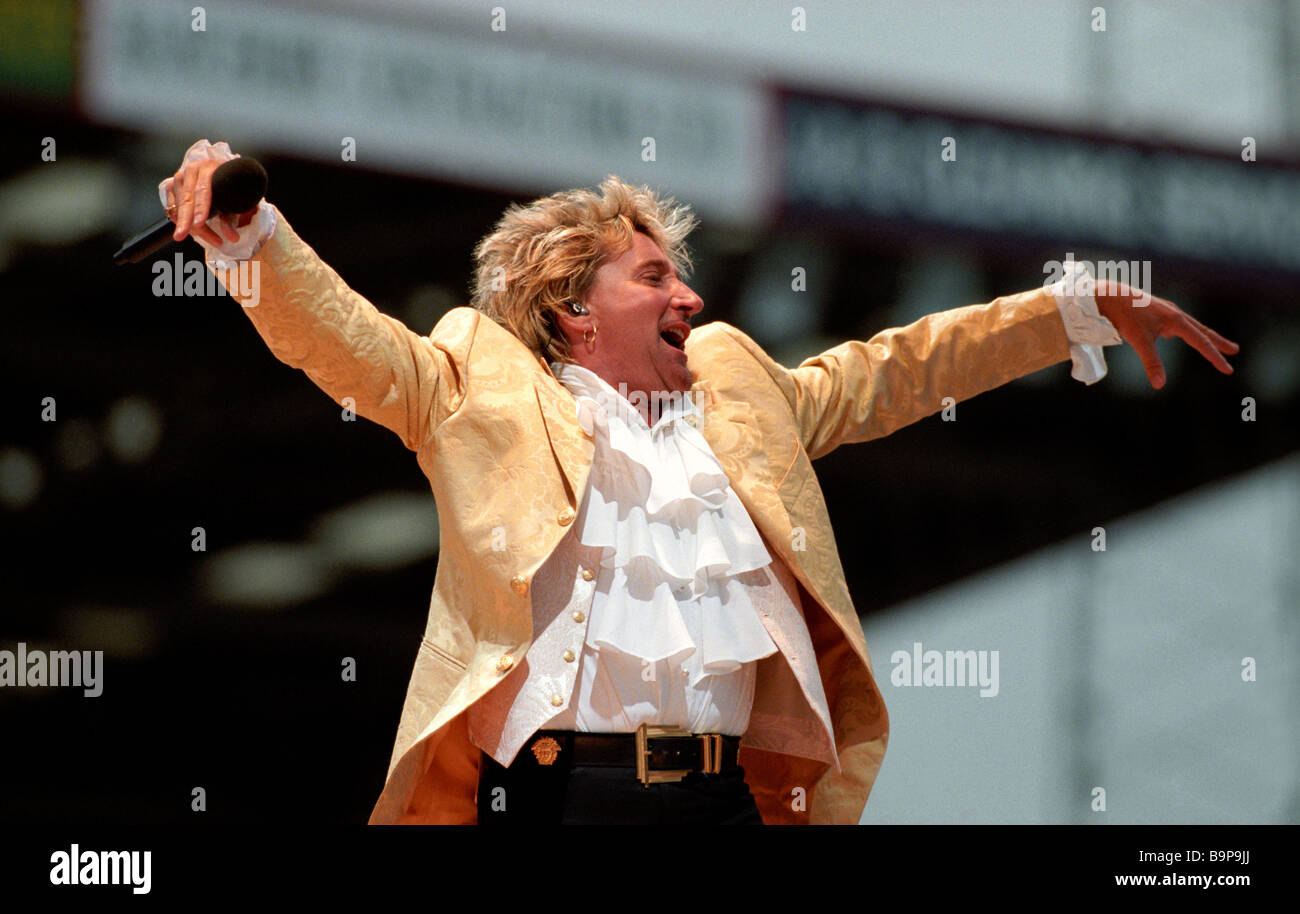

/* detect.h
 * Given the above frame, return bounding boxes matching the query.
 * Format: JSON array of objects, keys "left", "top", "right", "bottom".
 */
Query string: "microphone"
[{"left": 113, "top": 157, "right": 268, "bottom": 266}]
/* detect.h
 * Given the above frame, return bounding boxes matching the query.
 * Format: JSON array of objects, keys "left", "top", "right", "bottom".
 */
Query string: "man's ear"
[{"left": 553, "top": 301, "right": 593, "bottom": 346}]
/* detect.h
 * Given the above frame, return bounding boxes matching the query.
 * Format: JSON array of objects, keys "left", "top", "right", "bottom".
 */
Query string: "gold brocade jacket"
[{"left": 213, "top": 208, "right": 1074, "bottom": 825}]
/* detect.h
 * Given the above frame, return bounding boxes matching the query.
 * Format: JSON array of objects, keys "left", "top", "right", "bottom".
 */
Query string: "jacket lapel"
[
  {"left": 533, "top": 373, "right": 595, "bottom": 502},
  {"left": 693, "top": 384, "right": 796, "bottom": 556}
]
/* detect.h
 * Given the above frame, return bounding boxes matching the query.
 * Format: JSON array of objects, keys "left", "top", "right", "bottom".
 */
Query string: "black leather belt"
[{"left": 530, "top": 725, "right": 743, "bottom": 787}]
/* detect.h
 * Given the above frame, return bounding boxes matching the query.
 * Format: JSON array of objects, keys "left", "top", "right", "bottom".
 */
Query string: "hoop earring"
[{"left": 583, "top": 325, "right": 597, "bottom": 346}]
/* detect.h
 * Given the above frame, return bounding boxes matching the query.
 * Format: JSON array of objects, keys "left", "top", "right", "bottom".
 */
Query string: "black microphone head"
[{"left": 211, "top": 157, "right": 268, "bottom": 214}]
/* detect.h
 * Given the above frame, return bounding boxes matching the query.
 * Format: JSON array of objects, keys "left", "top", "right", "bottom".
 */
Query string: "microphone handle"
[{"left": 113, "top": 218, "right": 176, "bottom": 266}]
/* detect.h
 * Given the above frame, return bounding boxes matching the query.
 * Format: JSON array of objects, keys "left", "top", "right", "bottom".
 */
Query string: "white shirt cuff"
[
  {"left": 157, "top": 139, "right": 275, "bottom": 267},
  {"left": 1046, "top": 260, "right": 1122, "bottom": 385}
]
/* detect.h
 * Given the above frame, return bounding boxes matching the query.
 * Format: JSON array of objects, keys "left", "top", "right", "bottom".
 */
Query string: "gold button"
[
  {"left": 496, "top": 655, "right": 514, "bottom": 673},
  {"left": 571, "top": 610, "right": 585, "bottom": 623},
  {"left": 581, "top": 567, "right": 595, "bottom": 581},
  {"left": 550, "top": 694, "right": 564, "bottom": 707},
  {"left": 563, "top": 649, "right": 575, "bottom": 663},
  {"left": 557, "top": 507, "right": 575, "bottom": 526},
  {"left": 510, "top": 575, "right": 528, "bottom": 595}
]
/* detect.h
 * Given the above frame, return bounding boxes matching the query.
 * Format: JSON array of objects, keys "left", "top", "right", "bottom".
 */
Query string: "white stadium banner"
[{"left": 81, "top": 0, "right": 772, "bottom": 225}]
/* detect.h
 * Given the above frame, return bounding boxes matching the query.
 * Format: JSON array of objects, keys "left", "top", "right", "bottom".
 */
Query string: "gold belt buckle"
[
  {"left": 635, "top": 724, "right": 691, "bottom": 787},
  {"left": 634, "top": 724, "right": 725, "bottom": 787},
  {"left": 700, "top": 733, "right": 723, "bottom": 776}
]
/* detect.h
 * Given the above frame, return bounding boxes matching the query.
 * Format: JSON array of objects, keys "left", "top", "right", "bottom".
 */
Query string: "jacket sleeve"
[
  {"left": 724, "top": 287, "right": 1073, "bottom": 460},
  {"left": 205, "top": 206, "right": 472, "bottom": 451}
]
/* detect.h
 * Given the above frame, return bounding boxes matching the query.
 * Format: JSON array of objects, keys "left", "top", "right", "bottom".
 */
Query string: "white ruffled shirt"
[{"left": 541, "top": 364, "right": 781, "bottom": 735}]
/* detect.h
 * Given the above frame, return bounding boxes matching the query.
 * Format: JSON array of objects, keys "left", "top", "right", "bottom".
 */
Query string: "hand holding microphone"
[{"left": 114, "top": 140, "right": 268, "bottom": 265}]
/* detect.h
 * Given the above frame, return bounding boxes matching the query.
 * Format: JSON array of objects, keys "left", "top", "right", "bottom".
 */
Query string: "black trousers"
[{"left": 476, "top": 740, "right": 764, "bottom": 825}]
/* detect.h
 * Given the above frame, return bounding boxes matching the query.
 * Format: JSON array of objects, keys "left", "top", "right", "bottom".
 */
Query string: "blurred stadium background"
[{"left": 1, "top": 0, "right": 1296, "bottom": 824}]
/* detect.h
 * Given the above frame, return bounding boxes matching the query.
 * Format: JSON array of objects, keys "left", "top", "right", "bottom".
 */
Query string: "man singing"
[{"left": 163, "top": 139, "right": 1237, "bottom": 825}]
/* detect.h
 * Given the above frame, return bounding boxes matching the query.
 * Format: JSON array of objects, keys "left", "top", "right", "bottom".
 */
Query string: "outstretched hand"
[{"left": 1093, "top": 282, "right": 1239, "bottom": 389}]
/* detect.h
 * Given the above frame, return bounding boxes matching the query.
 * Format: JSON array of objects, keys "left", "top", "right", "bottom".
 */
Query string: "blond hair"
[{"left": 471, "top": 176, "right": 698, "bottom": 363}]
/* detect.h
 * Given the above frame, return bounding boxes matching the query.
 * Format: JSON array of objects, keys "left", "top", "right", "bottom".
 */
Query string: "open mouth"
[{"left": 659, "top": 326, "right": 687, "bottom": 350}]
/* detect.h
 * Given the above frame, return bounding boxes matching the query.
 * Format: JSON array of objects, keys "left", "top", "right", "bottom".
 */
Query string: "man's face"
[{"left": 573, "top": 231, "right": 704, "bottom": 398}]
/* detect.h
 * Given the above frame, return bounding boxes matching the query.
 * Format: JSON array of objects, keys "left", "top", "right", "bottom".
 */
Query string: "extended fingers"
[
  {"left": 1128, "top": 333, "right": 1167, "bottom": 389},
  {"left": 1186, "top": 313, "right": 1239, "bottom": 355},
  {"left": 1109, "top": 292, "right": 1238, "bottom": 388},
  {"left": 1153, "top": 298, "right": 1241, "bottom": 358},
  {"left": 1166, "top": 315, "right": 1234, "bottom": 375}
]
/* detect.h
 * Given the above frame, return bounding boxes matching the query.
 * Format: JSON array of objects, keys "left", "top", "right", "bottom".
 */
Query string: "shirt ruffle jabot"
[{"left": 552, "top": 364, "right": 779, "bottom": 687}]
